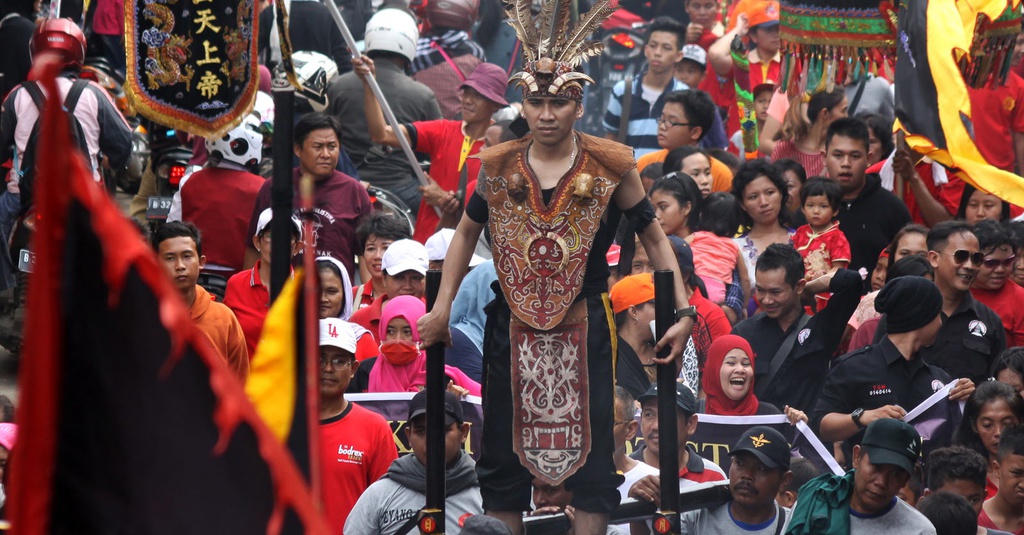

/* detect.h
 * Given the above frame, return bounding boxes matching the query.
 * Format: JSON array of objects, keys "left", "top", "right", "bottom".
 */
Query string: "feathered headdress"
[{"left": 505, "top": 0, "right": 615, "bottom": 101}]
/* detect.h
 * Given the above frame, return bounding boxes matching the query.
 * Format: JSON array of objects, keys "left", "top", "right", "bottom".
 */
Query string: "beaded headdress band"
[{"left": 505, "top": 0, "right": 614, "bottom": 101}]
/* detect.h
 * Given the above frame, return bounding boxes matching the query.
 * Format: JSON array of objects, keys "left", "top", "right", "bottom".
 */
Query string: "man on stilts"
[{"left": 414, "top": 0, "right": 696, "bottom": 532}]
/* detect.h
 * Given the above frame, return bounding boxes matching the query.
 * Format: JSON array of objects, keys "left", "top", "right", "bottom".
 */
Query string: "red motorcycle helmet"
[
  {"left": 424, "top": 0, "right": 479, "bottom": 31},
  {"left": 31, "top": 18, "right": 87, "bottom": 71}
]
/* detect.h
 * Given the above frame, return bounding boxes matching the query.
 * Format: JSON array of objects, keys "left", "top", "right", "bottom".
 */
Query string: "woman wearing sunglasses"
[{"left": 970, "top": 220, "right": 1024, "bottom": 347}]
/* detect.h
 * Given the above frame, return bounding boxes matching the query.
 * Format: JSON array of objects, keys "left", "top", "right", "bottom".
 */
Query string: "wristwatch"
[
  {"left": 674, "top": 306, "right": 697, "bottom": 323},
  {"left": 851, "top": 408, "right": 866, "bottom": 428}
]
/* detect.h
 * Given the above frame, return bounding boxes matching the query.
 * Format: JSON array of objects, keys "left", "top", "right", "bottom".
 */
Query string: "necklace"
[{"left": 529, "top": 135, "right": 578, "bottom": 179}]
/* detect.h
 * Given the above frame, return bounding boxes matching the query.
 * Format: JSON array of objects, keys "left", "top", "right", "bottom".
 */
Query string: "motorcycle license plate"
[
  {"left": 18, "top": 249, "right": 34, "bottom": 273},
  {"left": 146, "top": 196, "right": 173, "bottom": 220}
]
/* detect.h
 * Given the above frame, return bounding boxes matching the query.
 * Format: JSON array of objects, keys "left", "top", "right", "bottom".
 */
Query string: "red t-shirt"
[
  {"left": 223, "top": 262, "right": 272, "bottom": 358},
  {"left": 320, "top": 402, "right": 398, "bottom": 533},
  {"left": 410, "top": 120, "right": 485, "bottom": 243},
  {"left": 181, "top": 167, "right": 265, "bottom": 272},
  {"left": 700, "top": 55, "right": 780, "bottom": 149},
  {"left": 972, "top": 282, "right": 1024, "bottom": 347},
  {"left": 348, "top": 294, "right": 427, "bottom": 348},
  {"left": 968, "top": 71, "right": 1024, "bottom": 172},
  {"left": 355, "top": 331, "right": 378, "bottom": 362},
  {"left": 349, "top": 294, "right": 386, "bottom": 345},
  {"left": 696, "top": 26, "right": 721, "bottom": 52},
  {"left": 865, "top": 160, "right": 964, "bottom": 225},
  {"left": 979, "top": 504, "right": 1024, "bottom": 535},
  {"left": 352, "top": 279, "right": 375, "bottom": 310},
  {"left": 770, "top": 140, "right": 826, "bottom": 177},
  {"left": 690, "top": 287, "right": 731, "bottom": 371}
]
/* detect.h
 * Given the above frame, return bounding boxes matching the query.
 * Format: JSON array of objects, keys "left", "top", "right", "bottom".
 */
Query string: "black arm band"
[{"left": 623, "top": 197, "right": 656, "bottom": 233}]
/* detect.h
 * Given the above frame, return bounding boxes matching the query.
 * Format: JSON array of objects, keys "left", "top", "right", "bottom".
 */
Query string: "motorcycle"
[
  {"left": 580, "top": 24, "right": 648, "bottom": 137},
  {"left": 366, "top": 184, "right": 415, "bottom": 236},
  {"left": 141, "top": 122, "right": 193, "bottom": 231},
  {"left": 0, "top": 208, "right": 34, "bottom": 356}
]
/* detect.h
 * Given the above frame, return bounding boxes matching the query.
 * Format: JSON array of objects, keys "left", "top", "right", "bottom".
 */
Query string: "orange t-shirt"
[
  {"left": 637, "top": 149, "right": 734, "bottom": 192},
  {"left": 191, "top": 285, "right": 249, "bottom": 381}
]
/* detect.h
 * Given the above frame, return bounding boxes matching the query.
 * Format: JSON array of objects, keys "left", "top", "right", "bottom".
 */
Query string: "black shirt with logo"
[
  {"left": 811, "top": 337, "right": 952, "bottom": 447},
  {"left": 875, "top": 292, "right": 1006, "bottom": 386},
  {"left": 731, "top": 269, "right": 862, "bottom": 413}
]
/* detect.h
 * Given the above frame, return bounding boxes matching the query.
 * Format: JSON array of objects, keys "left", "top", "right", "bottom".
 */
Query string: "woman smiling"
[{"left": 700, "top": 334, "right": 806, "bottom": 424}]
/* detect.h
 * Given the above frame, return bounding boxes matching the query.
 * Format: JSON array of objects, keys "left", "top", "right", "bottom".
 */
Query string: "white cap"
[
  {"left": 254, "top": 208, "right": 302, "bottom": 239},
  {"left": 319, "top": 318, "right": 357, "bottom": 353},
  {"left": 381, "top": 238, "right": 429, "bottom": 276},
  {"left": 424, "top": 229, "right": 485, "bottom": 267},
  {"left": 681, "top": 45, "right": 707, "bottom": 68}
]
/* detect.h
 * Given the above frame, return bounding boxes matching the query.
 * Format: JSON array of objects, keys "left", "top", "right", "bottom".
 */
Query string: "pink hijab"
[
  {"left": 366, "top": 295, "right": 482, "bottom": 395},
  {"left": 368, "top": 296, "right": 427, "bottom": 393}
]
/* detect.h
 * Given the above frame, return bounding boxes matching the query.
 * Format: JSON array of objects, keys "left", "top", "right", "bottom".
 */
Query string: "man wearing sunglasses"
[
  {"left": 874, "top": 221, "right": 1005, "bottom": 385},
  {"left": 970, "top": 220, "right": 1024, "bottom": 347}
]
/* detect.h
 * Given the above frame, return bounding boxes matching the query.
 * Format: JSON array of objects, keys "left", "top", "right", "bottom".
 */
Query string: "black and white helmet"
[
  {"left": 292, "top": 51, "right": 338, "bottom": 112},
  {"left": 205, "top": 119, "right": 263, "bottom": 170}
]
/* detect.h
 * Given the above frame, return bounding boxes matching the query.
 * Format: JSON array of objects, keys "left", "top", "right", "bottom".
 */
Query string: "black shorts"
[{"left": 476, "top": 283, "right": 623, "bottom": 514}]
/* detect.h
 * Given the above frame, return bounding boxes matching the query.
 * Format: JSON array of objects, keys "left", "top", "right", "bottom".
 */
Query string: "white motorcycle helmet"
[
  {"left": 364, "top": 8, "right": 419, "bottom": 63},
  {"left": 251, "top": 91, "right": 275, "bottom": 130},
  {"left": 206, "top": 121, "right": 263, "bottom": 170},
  {"left": 291, "top": 50, "right": 338, "bottom": 112}
]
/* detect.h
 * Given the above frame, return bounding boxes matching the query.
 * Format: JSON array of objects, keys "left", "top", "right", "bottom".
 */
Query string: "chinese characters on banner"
[{"left": 125, "top": 0, "right": 259, "bottom": 137}]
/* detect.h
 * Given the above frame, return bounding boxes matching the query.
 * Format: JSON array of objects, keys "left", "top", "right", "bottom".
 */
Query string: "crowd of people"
[{"left": 5, "top": 0, "right": 1024, "bottom": 532}]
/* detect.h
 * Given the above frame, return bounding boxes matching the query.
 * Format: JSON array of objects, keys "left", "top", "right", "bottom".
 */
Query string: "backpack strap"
[
  {"left": 63, "top": 79, "right": 92, "bottom": 156},
  {"left": 64, "top": 78, "right": 89, "bottom": 114},
  {"left": 773, "top": 504, "right": 787, "bottom": 535},
  {"left": 21, "top": 81, "right": 45, "bottom": 112},
  {"left": 754, "top": 313, "right": 813, "bottom": 398},
  {"left": 17, "top": 82, "right": 45, "bottom": 174}
]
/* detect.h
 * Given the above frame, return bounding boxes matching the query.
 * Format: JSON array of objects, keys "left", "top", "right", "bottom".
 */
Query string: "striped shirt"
[{"left": 603, "top": 73, "right": 689, "bottom": 158}]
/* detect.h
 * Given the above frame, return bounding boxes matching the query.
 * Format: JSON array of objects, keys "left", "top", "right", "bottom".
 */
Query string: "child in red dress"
[{"left": 792, "top": 177, "right": 851, "bottom": 311}]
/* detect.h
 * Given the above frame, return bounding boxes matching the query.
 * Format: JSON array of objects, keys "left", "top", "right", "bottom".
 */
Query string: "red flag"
[{"left": 8, "top": 54, "right": 329, "bottom": 535}]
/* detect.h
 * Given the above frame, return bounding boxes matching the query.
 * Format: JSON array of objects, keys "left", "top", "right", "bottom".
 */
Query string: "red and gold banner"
[{"left": 125, "top": 0, "right": 259, "bottom": 137}]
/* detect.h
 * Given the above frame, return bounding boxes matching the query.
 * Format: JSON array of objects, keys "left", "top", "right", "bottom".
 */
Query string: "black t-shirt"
[
  {"left": 731, "top": 269, "right": 862, "bottom": 413},
  {"left": 837, "top": 175, "right": 912, "bottom": 289},
  {"left": 812, "top": 337, "right": 952, "bottom": 447},
  {"left": 874, "top": 292, "right": 1006, "bottom": 386},
  {"left": 467, "top": 188, "right": 621, "bottom": 299},
  {"left": 615, "top": 337, "right": 651, "bottom": 399}
]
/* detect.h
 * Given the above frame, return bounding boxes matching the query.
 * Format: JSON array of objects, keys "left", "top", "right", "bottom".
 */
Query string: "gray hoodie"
[{"left": 344, "top": 451, "right": 483, "bottom": 535}]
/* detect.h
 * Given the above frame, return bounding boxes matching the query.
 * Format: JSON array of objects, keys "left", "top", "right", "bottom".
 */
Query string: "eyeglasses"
[
  {"left": 656, "top": 117, "right": 692, "bottom": 129},
  {"left": 982, "top": 255, "right": 1017, "bottom": 269},
  {"left": 320, "top": 356, "right": 355, "bottom": 368},
  {"left": 949, "top": 250, "right": 985, "bottom": 266}
]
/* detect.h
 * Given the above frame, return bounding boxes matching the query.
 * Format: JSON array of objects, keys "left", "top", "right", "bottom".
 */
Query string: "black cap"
[
  {"left": 874, "top": 276, "right": 943, "bottom": 334},
  {"left": 460, "top": 515, "right": 515, "bottom": 535},
  {"left": 730, "top": 426, "right": 791, "bottom": 470},
  {"left": 860, "top": 418, "right": 921, "bottom": 475},
  {"left": 408, "top": 390, "right": 465, "bottom": 425},
  {"left": 667, "top": 236, "right": 695, "bottom": 275},
  {"left": 637, "top": 382, "right": 698, "bottom": 416}
]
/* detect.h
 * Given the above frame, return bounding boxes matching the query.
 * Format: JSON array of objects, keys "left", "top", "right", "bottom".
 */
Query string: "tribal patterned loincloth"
[{"left": 510, "top": 301, "right": 590, "bottom": 485}]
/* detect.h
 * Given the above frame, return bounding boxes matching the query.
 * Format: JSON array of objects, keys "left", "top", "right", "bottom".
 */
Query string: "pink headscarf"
[
  {"left": 366, "top": 296, "right": 482, "bottom": 395},
  {"left": 368, "top": 296, "right": 427, "bottom": 393}
]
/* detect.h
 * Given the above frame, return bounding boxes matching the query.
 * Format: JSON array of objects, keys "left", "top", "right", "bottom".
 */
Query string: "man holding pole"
[
  {"left": 355, "top": 59, "right": 509, "bottom": 244},
  {"left": 415, "top": 1, "right": 696, "bottom": 533}
]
